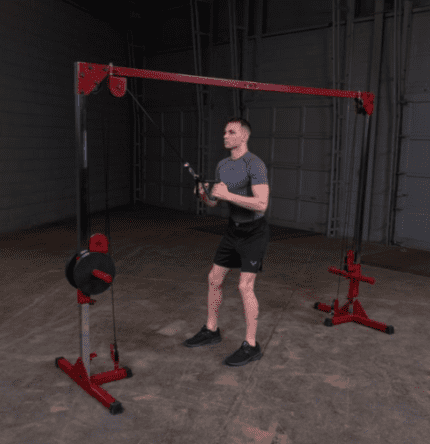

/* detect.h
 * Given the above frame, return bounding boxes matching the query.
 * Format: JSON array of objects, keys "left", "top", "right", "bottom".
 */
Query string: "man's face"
[{"left": 223, "top": 122, "right": 248, "bottom": 149}]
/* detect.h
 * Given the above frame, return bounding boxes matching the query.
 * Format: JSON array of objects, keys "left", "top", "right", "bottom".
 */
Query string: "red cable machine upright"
[{"left": 55, "top": 62, "right": 393, "bottom": 415}]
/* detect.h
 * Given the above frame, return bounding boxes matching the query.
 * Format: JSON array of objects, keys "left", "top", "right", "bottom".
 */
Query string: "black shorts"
[{"left": 213, "top": 217, "right": 270, "bottom": 274}]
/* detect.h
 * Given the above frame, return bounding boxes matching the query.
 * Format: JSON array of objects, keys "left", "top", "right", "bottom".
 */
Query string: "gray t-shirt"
[{"left": 215, "top": 151, "right": 269, "bottom": 223}]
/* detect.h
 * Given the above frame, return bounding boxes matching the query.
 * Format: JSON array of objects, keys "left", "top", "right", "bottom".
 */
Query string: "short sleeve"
[{"left": 249, "top": 156, "right": 268, "bottom": 185}]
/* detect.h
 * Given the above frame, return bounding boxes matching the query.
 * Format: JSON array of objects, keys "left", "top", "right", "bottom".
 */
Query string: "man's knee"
[
  {"left": 239, "top": 283, "right": 255, "bottom": 294},
  {"left": 209, "top": 264, "right": 230, "bottom": 286},
  {"left": 238, "top": 272, "right": 257, "bottom": 293}
]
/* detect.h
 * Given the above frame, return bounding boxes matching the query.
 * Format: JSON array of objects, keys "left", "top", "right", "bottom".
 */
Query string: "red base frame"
[
  {"left": 55, "top": 341, "right": 132, "bottom": 415},
  {"left": 314, "top": 250, "right": 394, "bottom": 334}
]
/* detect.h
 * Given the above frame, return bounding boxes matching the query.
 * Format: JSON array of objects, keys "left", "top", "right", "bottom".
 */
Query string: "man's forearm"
[
  {"left": 201, "top": 192, "right": 218, "bottom": 207},
  {"left": 225, "top": 193, "right": 263, "bottom": 212}
]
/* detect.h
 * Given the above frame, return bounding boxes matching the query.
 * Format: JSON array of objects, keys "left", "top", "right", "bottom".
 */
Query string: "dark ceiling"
[
  {"left": 61, "top": 0, "right": 191, "bottom": 27},
  {"left": 61, "top": 0, "right": 194, "bottom": 52}
]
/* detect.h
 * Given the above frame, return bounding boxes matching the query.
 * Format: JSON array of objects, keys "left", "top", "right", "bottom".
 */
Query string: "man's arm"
[
  {"left": 202, "top": 193, "right": 219, "bottom": 207},
  {"left": 226, "top": 194, "right": 262, "bottom": 212},
  {"left": 226, "top": 184, "right": 269, "bottom": 212},
  {"left": 251, "top": 184, "right": 269, "bottom": 212},
  {"left": 195, "top": 182, "right": 219, "bottom": 207}
]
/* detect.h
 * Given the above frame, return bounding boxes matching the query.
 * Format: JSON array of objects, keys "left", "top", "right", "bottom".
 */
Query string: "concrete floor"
[{"left": 2, "top": 203, "right": 430, "bottom": 444}]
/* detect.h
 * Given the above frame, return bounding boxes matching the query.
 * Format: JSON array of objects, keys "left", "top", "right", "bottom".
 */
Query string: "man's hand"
[
  {"left": 194, "top": 182, "right": 219, "bottom": 207},
  {"left": 194, "top": 182, "right": 209, "bottom": 196},
  {"left": 210, "top": 182, "right": 230, "bottom": 201}
]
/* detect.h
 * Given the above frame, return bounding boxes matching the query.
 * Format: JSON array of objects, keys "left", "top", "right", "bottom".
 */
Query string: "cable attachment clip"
[
  {"left": 184, "top": 162, "right": 218, "bottom": 202},
  {"left": 354, "top": 91, "right": 366, "bottom": 115}
]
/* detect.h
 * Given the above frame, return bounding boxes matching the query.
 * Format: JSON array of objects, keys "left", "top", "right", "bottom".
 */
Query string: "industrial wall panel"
[
  {"left": 146, "top": 182, "right": 162, "bottom": 205},
  {"left": 400, "top": 139, "right": 430, "bottom": 176},
  {"left": 394, "top": 97, "right": 430, "bottom": 249},
  {"left": 249, "top": 137, "right": 272, "bottom": 166},
  {"left": 146, "top": 159, "right": 162, "bottom": 183},
  {"left": 302, "top": 138, "right": 332, "bottom": 171},
  {"left": 409, "top": 102, "right": 430, "bottom": 136},
  {"left": 270, "top": 197, "right": 298, "bottom": 222},
  {"left": 163, "top": 185, "right": 182, "bottom": 211},
  {"left": 272, "top": 167, "right": 299, "bottom": 199},
  {"left": 142, "top": 44, "right": 247, "bottom": 214},
  {"left": 244, "top": 27, "right": 334, "bottom": 105},
  {"left": 146, "top": 137, "right": 162, "bottom": 161},
  {"left": 183, "top": 110, "right": 199, "bottom": 135},
  {"left": 143, "top": 109, "right": 199, "bottom": 210},
  {"left": 0, "top": 1, "right": 130, "bottom": 234},
  {"left": 181, "top": 137, "right": 199, "bottom": 159},
  {"left": 406, "top": 11, "right": 430, "bottom": 93},
  {"left": 395, "top": 175, "right": 430, "bottom": 248},
  {"left": 264, "top": 0, "right": 348, "bottom": 35},
  {"left": 300, "top": 169, "right": 330, "bottom": 202},
  {"left": 242, "top": 10, "right": 430, "bottom": 250},
  {"left": 247, "top": 108, "right": 273, "bottom": 134},
  {"left": 162, "top": 137, "right": 182, "bottom": 162},
  {"left": 303, "top": 107, "right": 332, "bottom": 137},
  {"left": 300, "top": 200, "right": 329, "bottom": 230},
  {"left": 241, "top": 22, "right": 338, "bottom": 233},
  {"left": 247, "top": 104, "right": 332, "bottom": 232},
  {"left": 273, "top": 138, "right": 301, "bottom": 164},
  {"left": 164, "top": 160, "right": 182, "bottom": 187},
  {"left": 141, "top": 8, "right": 430, "bottom": 252},
  {"left": 164, "top": 112, "right": 181, "bottom": 135},
  {"left": 388, "top": 10, "right": 430, "bottom": 249},
  {"left": 145, "top": 113, "right": 163, "bottom": 136},
  {"left": 274, "top": 107, "right": 301, "bottom": 135},
  {"left": 142, "top": 51, "right": 197, "bottom": 108},
  {"left": 361, "top": 10, "right": 430, "bottom": 250}
]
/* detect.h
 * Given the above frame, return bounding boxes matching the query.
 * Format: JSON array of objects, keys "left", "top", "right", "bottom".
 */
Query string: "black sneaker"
[{"left": 183, "top": 324, "right": 222, "bottom": 348}]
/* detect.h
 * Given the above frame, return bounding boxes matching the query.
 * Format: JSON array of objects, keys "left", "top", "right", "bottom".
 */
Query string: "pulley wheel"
[{"left": 73, "top": 251, "right": 116, "bottom": 296}]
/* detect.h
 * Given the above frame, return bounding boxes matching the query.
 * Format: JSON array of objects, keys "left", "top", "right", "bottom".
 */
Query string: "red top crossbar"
[{"left": 76, "top": 62, "right": 374, "bottom": 115}]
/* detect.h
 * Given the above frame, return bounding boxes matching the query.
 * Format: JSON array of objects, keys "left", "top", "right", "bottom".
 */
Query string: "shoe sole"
[{"left": 183, "top": 335, "right": 222, "bottom": 348}]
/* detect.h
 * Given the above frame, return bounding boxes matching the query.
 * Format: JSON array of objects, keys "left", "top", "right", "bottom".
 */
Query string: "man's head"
[{"left": 224, "top": 118, "right": 252, "bottom": 150}]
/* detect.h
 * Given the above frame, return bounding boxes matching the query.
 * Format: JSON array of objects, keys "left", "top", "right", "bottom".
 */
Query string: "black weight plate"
[
  {"left": 73, "top": 251, "right": 116, "bottom": 296},
  {"left": 65, "top": 250, "right": 89, "bottom": 289},
  {"left": 65, "top": 252, "right": 79, "bottom": 289}
]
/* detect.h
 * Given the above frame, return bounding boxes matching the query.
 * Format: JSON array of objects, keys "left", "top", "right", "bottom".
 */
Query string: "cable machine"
[{"left": 56, "top": 62, "right": 393, "bottom": 415}]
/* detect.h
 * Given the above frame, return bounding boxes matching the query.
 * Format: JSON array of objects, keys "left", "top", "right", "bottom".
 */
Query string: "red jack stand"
[
  {"left": 314, "top": 250, "right": 394, "bottom": 334},
  {"left": 56, "top": 235, "right": 133, "bottom": 415}
]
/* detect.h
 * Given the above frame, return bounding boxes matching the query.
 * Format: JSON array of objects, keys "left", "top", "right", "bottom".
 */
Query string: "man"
[{"left": 185, "top": 118, "right": 271, "bottom": 367}]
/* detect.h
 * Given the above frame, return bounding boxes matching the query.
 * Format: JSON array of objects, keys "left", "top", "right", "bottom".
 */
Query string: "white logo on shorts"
[{"left": 250, "top": 261, "right": 257, "bottom": 266}]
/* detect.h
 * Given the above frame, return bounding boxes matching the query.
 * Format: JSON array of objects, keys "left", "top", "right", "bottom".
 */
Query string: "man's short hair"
[{"left": 226, "top": 117, "right": 252, "bottom": 136}]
